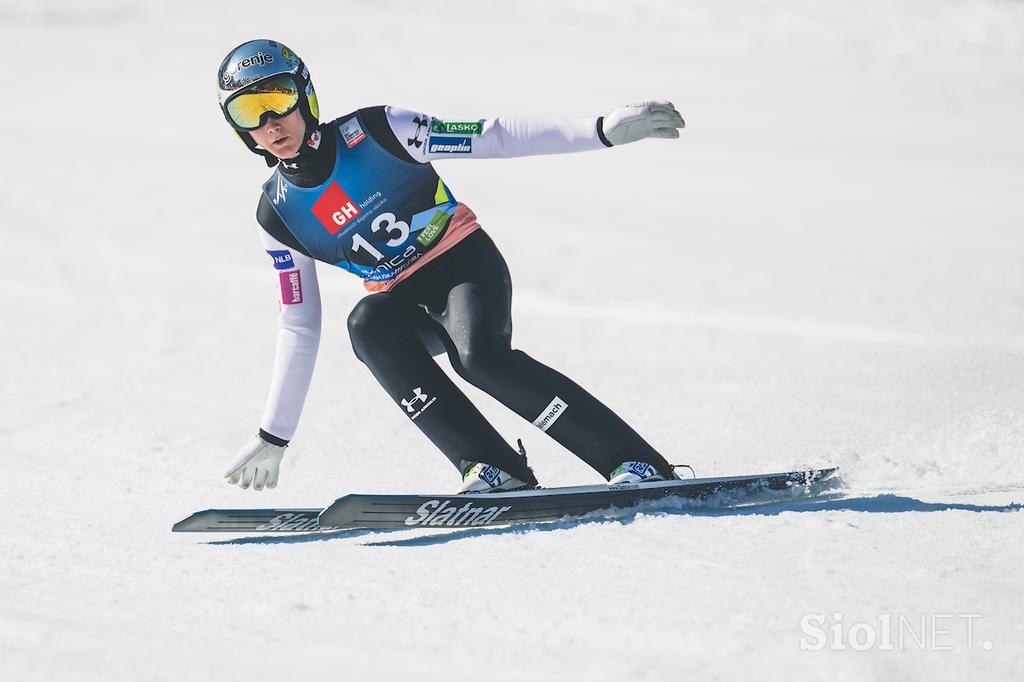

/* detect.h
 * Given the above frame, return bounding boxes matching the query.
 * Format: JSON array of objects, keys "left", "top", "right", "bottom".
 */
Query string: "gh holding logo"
[{"left": 311, "top": 182, "right": 361, "bottom": 235}]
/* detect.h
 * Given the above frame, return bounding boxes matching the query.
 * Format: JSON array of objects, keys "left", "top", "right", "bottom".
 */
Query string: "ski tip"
[
  {"left": 796, "top": 467, "right": 842, "bottom": 492},
  {"left": 815, "top": 466, "right": 840, "bottom": 480},
  {"left": 171, "top": 509, "right": 216, "bottom": 533},
  {"left": 171, "top": 508, "right": 325, "bottom": 533},
  {"left": 790, "top": 467, "right": 839, "bottom": 486}
]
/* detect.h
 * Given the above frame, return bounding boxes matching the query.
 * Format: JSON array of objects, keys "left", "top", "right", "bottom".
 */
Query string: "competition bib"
[{"left": 262, "top": 113, "right": 458, "bottom": 283}]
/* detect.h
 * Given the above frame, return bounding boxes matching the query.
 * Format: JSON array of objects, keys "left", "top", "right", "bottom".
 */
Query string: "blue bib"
[{"left": 262, "top": 113, "right": 458, "bottom": 283}]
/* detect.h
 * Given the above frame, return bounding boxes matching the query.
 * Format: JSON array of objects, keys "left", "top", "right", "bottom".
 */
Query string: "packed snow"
[{"left": 2, "top": 0, "right": 1022, "bottom": 680}]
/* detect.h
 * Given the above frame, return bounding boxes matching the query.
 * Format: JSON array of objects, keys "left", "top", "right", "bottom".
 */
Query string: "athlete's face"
[{"left": 248, "top": 108, "right": 306, "bottom": 160}]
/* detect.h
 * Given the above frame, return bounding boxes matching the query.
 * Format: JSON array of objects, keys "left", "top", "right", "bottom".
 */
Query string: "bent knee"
[
  {"left": 347, "top": 296, "right": 416, "bottom": 364},
  {"left": 347, "top": 294, "right": 403, "bottom": 338},
  {"left": 451, "top": 344, "right": 513, "bottom": 382}
]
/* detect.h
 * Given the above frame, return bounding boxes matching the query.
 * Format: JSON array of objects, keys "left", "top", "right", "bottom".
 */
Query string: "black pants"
[{"left": 347, "top": 229, "right": 671, "bottom": 484}]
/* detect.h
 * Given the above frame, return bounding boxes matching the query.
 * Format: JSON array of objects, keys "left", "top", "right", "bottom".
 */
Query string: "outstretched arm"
[
  {"left": 381, "top": 100, "right": 684, "bottom": 163},
  {"left": 224, "top": 226, "right": 322, "bottom": 490},
  {"left": 256, "top": 227, "right": 321, "bottom": 442}
]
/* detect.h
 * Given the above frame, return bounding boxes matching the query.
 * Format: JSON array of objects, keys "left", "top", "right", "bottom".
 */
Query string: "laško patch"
[
  {"left": 429, "top": 119, "right": 482, "bottom": 135},
  {"left": 279, "top": 269, "right": 303, "bottom": 304},
  {"left": 311, "top": 182, "right": 360, "bottom": 235}
]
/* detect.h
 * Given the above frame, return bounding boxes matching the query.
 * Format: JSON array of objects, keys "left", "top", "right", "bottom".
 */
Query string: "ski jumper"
[{"left": 255, "top": 105, "right": 671, "bottom": 481}]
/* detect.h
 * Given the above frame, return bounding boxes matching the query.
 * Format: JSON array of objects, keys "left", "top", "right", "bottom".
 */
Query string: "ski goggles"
[{"left": 223, "top": 74, "right": 302, "bottom": 131}]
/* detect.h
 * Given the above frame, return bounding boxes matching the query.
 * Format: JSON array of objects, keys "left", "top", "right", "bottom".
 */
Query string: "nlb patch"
[
  {"left": 279, "top": 269, "right": 303, "bottom": 304},
  {"left": 311, "top": 182, "right": 361, "bottom": 235},
  {"left": 267, "top": 249, "right": 294, "bottom": 270}
]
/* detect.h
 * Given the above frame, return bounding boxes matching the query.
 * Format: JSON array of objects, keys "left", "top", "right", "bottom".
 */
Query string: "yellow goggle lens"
[{"left": 226, "top": 75, "right": 300, "bottom": 130}]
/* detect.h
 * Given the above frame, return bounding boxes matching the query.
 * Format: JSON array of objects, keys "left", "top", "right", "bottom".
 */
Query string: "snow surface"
[{"left": 2, "top": 0, "right": 1023, "bottom": 679}]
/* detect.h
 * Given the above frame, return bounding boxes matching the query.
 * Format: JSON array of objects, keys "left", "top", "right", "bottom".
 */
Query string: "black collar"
[{"left": 277, "top": 124, "right": 337, "bottom": 188}]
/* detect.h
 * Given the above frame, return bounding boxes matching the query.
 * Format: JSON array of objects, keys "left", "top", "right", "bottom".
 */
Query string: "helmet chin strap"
[{"left": 260, "top": 148, "right": 280, "bottom": 167}]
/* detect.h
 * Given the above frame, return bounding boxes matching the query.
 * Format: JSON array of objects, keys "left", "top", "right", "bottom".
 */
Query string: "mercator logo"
[{"left": 404, "top": 500, "right": 513, "bottom": 527}]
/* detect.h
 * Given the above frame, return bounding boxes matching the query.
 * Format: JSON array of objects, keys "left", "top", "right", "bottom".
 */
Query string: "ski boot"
[
  {"left": 459, "top": 440, "right": 537, "bottom": 494},
  {"left": 609, "top": 460, "right": 677, "bottom": 485}
]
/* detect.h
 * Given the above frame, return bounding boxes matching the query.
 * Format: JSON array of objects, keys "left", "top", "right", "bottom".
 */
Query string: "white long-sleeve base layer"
[{"left": 257, "top": 228, "right": 321, "bottom": 440}]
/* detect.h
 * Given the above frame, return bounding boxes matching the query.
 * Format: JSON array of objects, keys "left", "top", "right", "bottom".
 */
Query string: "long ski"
[
  {"left": 318, "top": 467, "right": 838, "bottom": 530},
  {"left": 173, "top": 467, "right": 837, "bottom": 533},
  {"left": 172, "top": 508, "right": 324, "bottom": 533}
]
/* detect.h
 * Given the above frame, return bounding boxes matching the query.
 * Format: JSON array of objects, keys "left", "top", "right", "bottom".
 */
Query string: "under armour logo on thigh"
[{"left": 401, "top": 387, "right": 429, "bottom": 413}]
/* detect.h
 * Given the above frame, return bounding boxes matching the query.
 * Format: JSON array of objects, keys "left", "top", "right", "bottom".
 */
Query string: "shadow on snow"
[
  {"left": 361, "top": 494, "right": 1021, "bottom": 548},
  {"left": 206, "top": 493, "right": 1021, "bottom": 548},
  {"left": 204, "top": 527, "right": 407, "bottom": 546}
]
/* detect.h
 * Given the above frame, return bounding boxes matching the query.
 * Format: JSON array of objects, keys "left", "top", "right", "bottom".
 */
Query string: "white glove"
[
  {"left": 224, "top": 434, "right": 286, "bottom": 491},
  {"left": 601, "top": 100, "right": 685, "bottom": 146}
]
